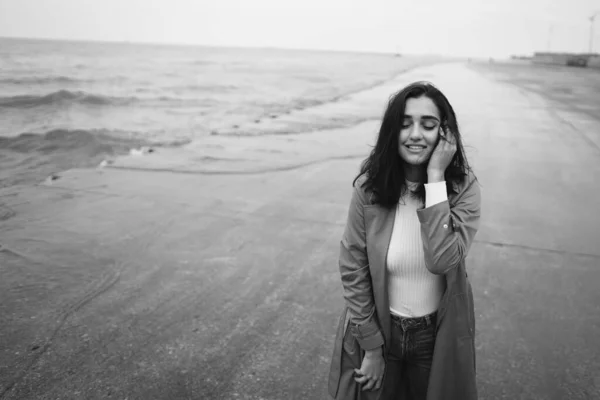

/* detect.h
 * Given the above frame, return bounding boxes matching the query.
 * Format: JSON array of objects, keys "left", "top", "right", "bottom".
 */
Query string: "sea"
[{"left": 0, "top": 37, "right": 436, "bottom": 187}]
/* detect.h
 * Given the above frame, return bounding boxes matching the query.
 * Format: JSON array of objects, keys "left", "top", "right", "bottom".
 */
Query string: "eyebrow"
[{"left": 403, "top": 115, "right": 440, "bottom": 122}]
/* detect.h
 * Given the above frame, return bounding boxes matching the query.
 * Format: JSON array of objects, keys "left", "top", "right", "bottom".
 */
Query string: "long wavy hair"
[{"left": 354, "top": 81, "right": 474, "bottom": 208}]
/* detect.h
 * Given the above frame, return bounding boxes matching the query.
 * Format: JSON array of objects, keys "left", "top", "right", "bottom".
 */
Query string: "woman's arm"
[
  {"left": 417, "top": 173, "right": 481, "bottom": 275},
  {"left": 339, "top": 179, "right": 384, "bottom": 351}
]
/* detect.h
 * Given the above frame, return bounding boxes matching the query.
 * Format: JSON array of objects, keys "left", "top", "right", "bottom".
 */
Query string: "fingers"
[
  {"left": 441, "top": 127, "right": 453, "bottom": 142},
  {"left": 354, "top": 372, "right": 383, "bottom": 391},
  {"left": 440, "top": 123, "right": 457, "bottom": 145},
  {"left": 354, "top": 374, "right": 382, "bottom": 383},
  {"left": 353, "top": 369, "right": 366, "bottom": 383},
  {"left": 441, "top": 131, "right": 457, "bottom": 149},
  {"left": 447, "top": 130, "right": 457, "bottom": 145},
  {"left": 362, "top": 379, "right": 376, "bottom": 391},
  {"left": 361, "top": 377, "right": 383, "bottom": 391}
]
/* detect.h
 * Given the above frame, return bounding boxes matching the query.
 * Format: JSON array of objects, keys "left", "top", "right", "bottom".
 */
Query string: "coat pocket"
[
  {"left": 342, "top": 323, "right": 362, "bottom": 368},
  {"left": 342, "top": 322, "right": 356, "bottom": 351}
]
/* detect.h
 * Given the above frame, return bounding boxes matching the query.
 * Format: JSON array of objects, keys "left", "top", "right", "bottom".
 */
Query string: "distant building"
[
  {"left": 510, "top": 54, "right": 533, "bottom": 60},
  {"left": 531, "top": 52, "right": 594, "bottom": 68},
  {"left": 588, "top": 55, "right": 600, "bottom": 69}
]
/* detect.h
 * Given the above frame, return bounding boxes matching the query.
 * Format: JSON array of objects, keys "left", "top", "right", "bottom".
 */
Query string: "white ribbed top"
[{"left": 386, "top": 182, "right": 446, "bottom": 317}]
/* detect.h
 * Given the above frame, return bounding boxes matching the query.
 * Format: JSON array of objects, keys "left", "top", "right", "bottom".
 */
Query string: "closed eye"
[
  {"left": 403, "top": 116, "right": 439, "bottom": 130},
  {"left": 402, "top": 122, "right": 437, "bottom": 130}
]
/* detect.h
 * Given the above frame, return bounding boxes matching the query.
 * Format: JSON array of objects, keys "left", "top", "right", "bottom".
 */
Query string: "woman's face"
[{"left": 398, "top": 95, "right": 442, "bottom": 166}]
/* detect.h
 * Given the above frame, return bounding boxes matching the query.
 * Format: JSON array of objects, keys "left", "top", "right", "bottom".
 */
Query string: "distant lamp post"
[{"left": 590, "top": 12, "right": 600, "bottom": 54}]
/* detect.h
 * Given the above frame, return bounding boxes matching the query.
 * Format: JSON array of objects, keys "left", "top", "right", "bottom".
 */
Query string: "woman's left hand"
[{"left": 427, "top": 123, "right": 457, "bottom": 178}]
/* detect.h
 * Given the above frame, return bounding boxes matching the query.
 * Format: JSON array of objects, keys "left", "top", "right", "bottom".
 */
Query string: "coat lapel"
[{"left": 363, "top": 203, "right": 396, "bottom": 348}]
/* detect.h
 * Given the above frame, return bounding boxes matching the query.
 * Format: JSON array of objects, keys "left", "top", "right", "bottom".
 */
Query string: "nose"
[{"left": 408, "top": 123, "right": 423, "bottom": 141}]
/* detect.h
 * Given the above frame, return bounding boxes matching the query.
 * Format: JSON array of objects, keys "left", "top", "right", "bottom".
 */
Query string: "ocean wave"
[
  {"left": 172, "top": 83, "right": 239, "bottom": 93},
  {"left": 0, "top": 128, "right": 187, "bottom": 188},
  {"left": 0, "top": 90, "right": 136, "bottom": 108},
  {"left": 0, "top": 89, "right": 222, "bottom": 109},
  {"left": 0, "top": 128, "right": 189, "bottom": 155},
  {"left": 0, "top": 75, "right": 87, "bottom": 85}
]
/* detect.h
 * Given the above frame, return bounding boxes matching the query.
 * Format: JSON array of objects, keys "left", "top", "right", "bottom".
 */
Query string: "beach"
[{"left": 1, "top": 47, "right": 600, "bottom": 400}]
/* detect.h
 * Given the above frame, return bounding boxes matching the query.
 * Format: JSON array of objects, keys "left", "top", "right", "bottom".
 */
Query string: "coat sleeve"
[
  {"left": 338, "top": 178, "right": 384, "bottom": 350},
  {"left": 416, "top": 173, "right": 481, "bottom": 275}
]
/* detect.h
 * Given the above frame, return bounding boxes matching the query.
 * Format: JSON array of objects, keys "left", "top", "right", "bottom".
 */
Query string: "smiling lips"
[{"left": 406, "top": 144, "right": 426, "bottom": 152}]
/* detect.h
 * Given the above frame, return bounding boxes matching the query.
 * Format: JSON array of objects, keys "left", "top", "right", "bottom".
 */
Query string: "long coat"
[{"left": 328, "top": 172, "right": 481, "bottom": 400}]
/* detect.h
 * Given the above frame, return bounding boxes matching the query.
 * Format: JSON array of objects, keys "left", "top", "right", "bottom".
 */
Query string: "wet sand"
[{"left": 1, "top": 62, "right": 600, "bottom": 399}]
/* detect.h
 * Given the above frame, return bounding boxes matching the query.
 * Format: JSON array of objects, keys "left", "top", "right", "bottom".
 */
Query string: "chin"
[{"left": 400, "top": 152, "right": 431, "bottom": 166}]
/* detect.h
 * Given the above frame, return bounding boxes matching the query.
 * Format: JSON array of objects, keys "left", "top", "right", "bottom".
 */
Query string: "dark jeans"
[{"left": 381, "top": 311, "right": 437, "bottom": 400}]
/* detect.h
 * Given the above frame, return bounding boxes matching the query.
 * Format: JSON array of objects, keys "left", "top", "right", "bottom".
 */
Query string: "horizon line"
[{"left": 0, "top": 35, "right": 508, "bottom": 60}]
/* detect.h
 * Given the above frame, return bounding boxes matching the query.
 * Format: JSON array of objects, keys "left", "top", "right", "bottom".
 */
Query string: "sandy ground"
[{"left": 1, "top": 61, "right": 600, "bottom": 400}]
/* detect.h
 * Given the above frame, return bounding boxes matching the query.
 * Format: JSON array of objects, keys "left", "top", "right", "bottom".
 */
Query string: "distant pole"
[{"left": 590, "top": 12, "right": 599, "bottom": 54}]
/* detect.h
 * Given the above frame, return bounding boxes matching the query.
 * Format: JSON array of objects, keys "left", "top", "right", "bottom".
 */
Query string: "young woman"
[{"left": 328, "top": 81, "right": 481, "bottom": 400}]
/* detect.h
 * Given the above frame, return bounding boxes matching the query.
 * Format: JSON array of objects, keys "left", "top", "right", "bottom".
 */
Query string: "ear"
[{"left": 438, "top": 123, "right": 446, "bottom": 141}]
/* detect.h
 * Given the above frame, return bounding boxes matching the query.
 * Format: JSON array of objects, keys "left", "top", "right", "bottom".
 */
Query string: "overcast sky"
[{"left": 0, "top": 0, "right": 599, "bottom": 57}]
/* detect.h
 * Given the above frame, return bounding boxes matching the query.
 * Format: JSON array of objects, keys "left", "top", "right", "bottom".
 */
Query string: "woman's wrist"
[
  {"left": 365, "top": 346, "right": 383, "bottom": 357},
  {"left": 427, "top": 170, "right": 445, "bottom": 183}
]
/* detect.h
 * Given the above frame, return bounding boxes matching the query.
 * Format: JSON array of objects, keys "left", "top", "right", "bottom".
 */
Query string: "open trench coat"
[{"left": 328, "top": 172, "right": 481, "bottom": 400}]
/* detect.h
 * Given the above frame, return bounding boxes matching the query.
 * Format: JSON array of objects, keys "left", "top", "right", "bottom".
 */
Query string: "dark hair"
[{"left": 354, "top": 81, "right": 474, "bottom": 208}]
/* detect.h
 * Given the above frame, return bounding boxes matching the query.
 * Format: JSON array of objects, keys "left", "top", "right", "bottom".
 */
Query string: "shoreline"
[
  {"left": 41, "top": 62, "right": 463, "bottom": 179},
  {"left": 0, "top": 57, "right": 451, "bottom": 189}
]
